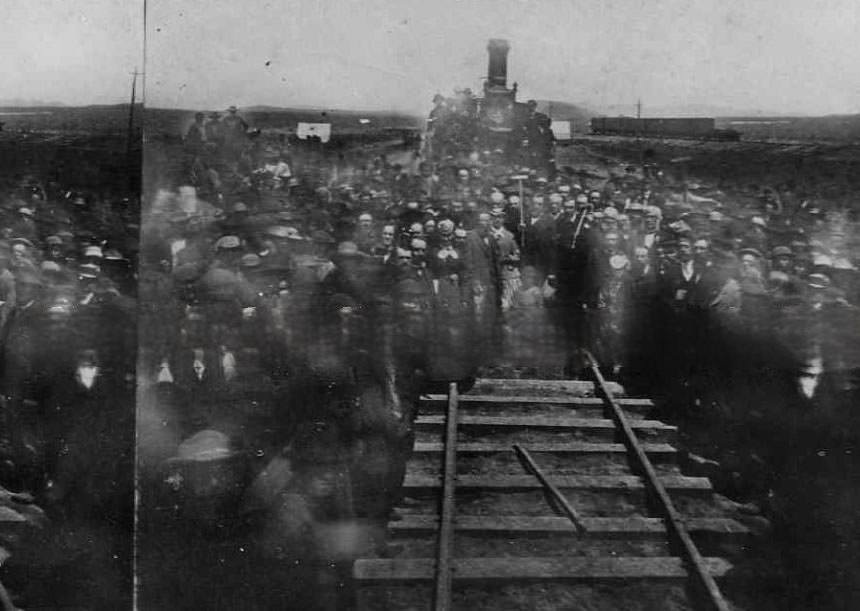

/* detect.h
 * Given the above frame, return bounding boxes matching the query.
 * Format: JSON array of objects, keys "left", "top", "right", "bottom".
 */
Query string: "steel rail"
[
  {"left": 584, "top": 351, "right": 731, "bottom": 611},
  {"left": 433, "top": 382, "right": 459, "bottom": 611},
  {"left": 513, "top": 444, "right": 586, "bottom": 535}
]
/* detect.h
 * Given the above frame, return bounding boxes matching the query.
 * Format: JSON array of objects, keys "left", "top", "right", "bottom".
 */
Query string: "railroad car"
[{"left": 590, "top": 116, "right": 740, "bottom": 141}]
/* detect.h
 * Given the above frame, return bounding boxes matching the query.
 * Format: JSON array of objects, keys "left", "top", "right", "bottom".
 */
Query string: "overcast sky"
[
  {"left": 3, "top": 0, "right": 144, "bottom": 105},
  {"left": 4, "top": 1, "right": 858, "bottom": 115}
]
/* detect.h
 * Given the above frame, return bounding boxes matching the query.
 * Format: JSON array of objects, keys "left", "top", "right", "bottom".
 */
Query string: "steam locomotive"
[{"left": 425, "top": 39, "right": 551, "bottom": 161}]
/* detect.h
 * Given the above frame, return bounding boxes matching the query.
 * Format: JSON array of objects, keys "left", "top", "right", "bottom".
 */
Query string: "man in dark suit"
[
  {"left": 659, "top": 234, "right": 697, "bottom": 309},
  {"left": 632, "top": 205, "right": 663, "bottom": 263},
  {"left": 522, "top": 197, "right": 556, "bottom": 283},
  {"left": 660, "top": 236, "right": 720, "bottom": 310},
  {"left": 629, "top": 246, "right": 658, "bottom": 305},
  {"left": 553, "top": 195, "right": 595, "bottom": 306},
  {"left": 462, "top": 212, "right": 501, "bottom": 354}
]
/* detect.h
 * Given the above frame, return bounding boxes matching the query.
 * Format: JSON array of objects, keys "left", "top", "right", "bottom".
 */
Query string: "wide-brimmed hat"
[
  {"left": 11, "top": 237, "right": 34, "bottom": 249},
  {"left": 337, "top": 241, "right": 359, "bottom": 256},
  {"left": 214, "top": 235, "right": 242, "bottom": 251},
  {"left": 77, "top": 263, "right": 100, "bottom": 279},
  {"left": 812, "top": 253, "right": 833, "bottom": 268},
  {"left": 738, "top": 247, "right": 763, "bottom": 259},
  {"left": 265, "top": 225, "right": 294, "bottom": 239},
  {"left": 807, "top": 273, "right": 830, "bottom": 289},
  {"left": 438, "top": 219, "right": 455, "bottom": 236},
  {"left": 83, "top": 245, "right": 104, "bottom": 259},
  {"left": 240, "top": 253, "right": 261, "bottom": 268}
]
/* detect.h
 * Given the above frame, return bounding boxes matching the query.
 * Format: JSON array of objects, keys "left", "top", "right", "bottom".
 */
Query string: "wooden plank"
[
  {"left": 434, "top": 382, "right": 458, "bottom": 611},
  {"left": 472, "top": 378, "right": 627, "bottom": 397},
  {"left": 402, "top": 474, "right": 712, "bottom": 493},
  {"left": 389, "top": 515, "right": 750, "bottom": 539},
  {"left": 354, "top": 556, "right": 733, "bottom": 582},
  {"left": 423, "top": 394, "right": 653, "bottom": 407},
  {"left": 412, "top": 441, "right": 677, "bottom": 455},
  {"left": 474, "top": 378, "right": 602, "bottom": 389},
  {"left": 415, "top": 414, "right": 675, "bottom": 432},
  {"left": 586, "top": 353, "right": 731, "bottom": 611},
  {"left": 419, "top": 395, "right": 654, "bottom": 418}
]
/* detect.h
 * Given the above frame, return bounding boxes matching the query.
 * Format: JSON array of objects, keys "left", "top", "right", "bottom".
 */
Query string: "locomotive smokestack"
[{"left": 486, "top": 39, "right": 510, "bottom": 88}]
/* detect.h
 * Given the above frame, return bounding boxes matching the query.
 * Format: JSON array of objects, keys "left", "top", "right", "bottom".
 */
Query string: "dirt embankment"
[{"left": 571, "top": 136, "right": 860, "bottom": 204}]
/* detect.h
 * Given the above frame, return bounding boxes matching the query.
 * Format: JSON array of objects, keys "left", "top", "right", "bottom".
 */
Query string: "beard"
[{"left": 76, "top": 365, "right": 99, "bottom": 389}]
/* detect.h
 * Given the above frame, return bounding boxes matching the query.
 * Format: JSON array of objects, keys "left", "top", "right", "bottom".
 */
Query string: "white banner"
[
  {"left": 550, "top": 120, "right": 571, "bottom": 141},
  {"left": 296, "top": 122, "right": 331, "bottom": 143}
]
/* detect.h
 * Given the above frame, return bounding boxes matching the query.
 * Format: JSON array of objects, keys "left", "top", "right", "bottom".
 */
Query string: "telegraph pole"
[
  {"left": 636, "top": 98, "right": 644, "bottom": 178},
  {"left": 127, "top": 69, "right": 142, "bottom": 156},
  {"left": 127, "top": 68, "right": 143, "bottom": 190}
]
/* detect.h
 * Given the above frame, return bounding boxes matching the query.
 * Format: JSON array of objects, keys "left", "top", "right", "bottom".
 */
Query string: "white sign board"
[
  {"left": 550, "top": 120, "right": 571, "bottom": 141},
  {"left": 296, "top": 122, "right": 331, "bottom": 143}
]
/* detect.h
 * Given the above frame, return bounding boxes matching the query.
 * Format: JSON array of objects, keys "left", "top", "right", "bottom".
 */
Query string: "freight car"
[{"left": 590, "top": 116, "right": 740, "bottom": 141}]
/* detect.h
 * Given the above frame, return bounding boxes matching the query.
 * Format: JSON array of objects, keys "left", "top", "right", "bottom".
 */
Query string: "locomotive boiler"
[{"left": 479, "top": 39, "right": 518, "bottom": 137}]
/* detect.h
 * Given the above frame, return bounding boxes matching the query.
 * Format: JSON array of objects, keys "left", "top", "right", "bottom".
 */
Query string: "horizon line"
[{"left": 2, "top": 101, "right": 858, "bottom": 119}]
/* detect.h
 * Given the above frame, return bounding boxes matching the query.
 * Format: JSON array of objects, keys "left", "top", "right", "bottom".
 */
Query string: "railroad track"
[{"left": 353, "top": 354, "right": 747, "bottom": 610}]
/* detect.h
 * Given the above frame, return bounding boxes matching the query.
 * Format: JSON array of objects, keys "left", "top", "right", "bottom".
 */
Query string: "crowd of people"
[
  {"left": 134, "top": 103, "right": 860, "bottom": 608},
  {"left": 0, "top": 177, "right": 138, "bottom": 503},
  {"left": 0, "top": 172, "right": 138, "bottom": 607},
  {"left": 165, "top": 104, "right": 859, "bottom": 383}
]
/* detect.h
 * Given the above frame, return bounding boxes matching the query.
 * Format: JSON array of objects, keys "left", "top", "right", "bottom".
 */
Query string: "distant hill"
[
  {"left": 0, "top": 98, "right": 67, "bottom": 108},
  {"left": 718, "top": 113, "right": 860, "bottom": 142},
  {"left": 535, "top": 100, "right": 594, "bottom": 122},
  {"left": 145, "top": 106, "right": 423, "bottom": 138},
  {"left": 242, "top": 104, "right": 408, "bottom": 114},
  {"left": 0, "top": 104, "right": 141, "bottom": 134}
]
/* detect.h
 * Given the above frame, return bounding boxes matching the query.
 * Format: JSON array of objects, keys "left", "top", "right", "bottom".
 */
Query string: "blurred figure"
[
  {"left": 463, "top": 211, "right": 501, "bottom": 354},
  {"left": 185, "top": 112, "right": 208, "bottom": 152},
  {"left": 490, "top": 205, "right": 520, "bottom": 312}
]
